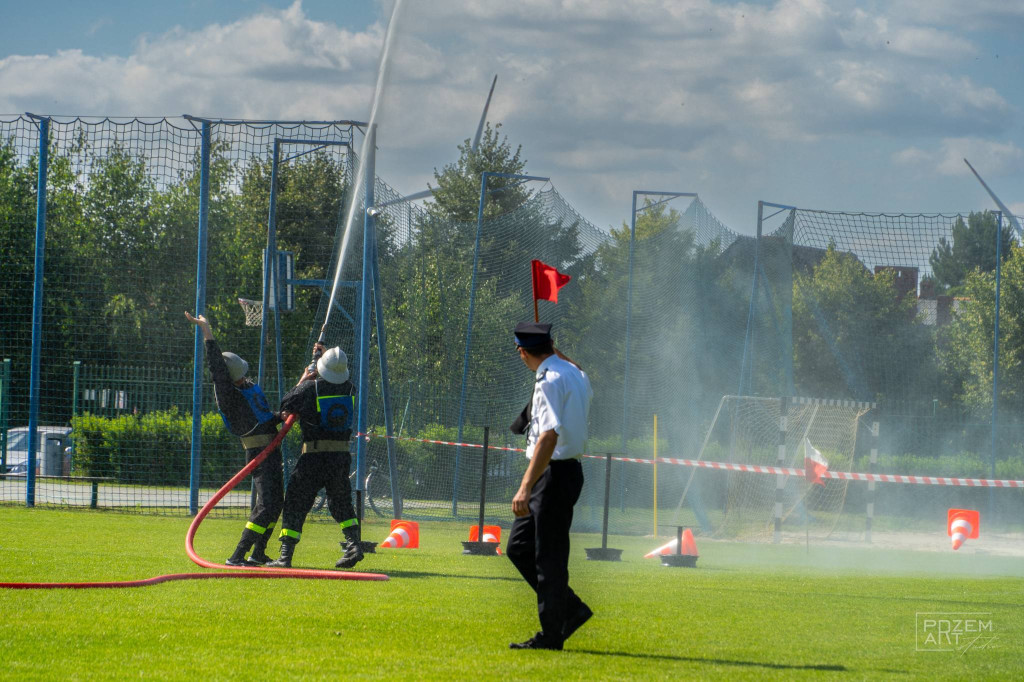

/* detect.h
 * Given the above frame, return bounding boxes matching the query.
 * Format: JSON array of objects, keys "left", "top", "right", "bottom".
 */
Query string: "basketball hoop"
[{"left": 238, "top": 298, "right": 263, "bottom": 327}]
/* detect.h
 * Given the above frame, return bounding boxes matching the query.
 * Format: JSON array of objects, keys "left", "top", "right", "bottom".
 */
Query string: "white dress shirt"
[{"left": 526, "top": 354, "right": 593, "bottom": 461}]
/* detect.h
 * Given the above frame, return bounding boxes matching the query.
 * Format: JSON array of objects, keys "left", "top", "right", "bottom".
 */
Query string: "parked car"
[{"left": 2, "top": 426, "right": 72, "bottom": 477}]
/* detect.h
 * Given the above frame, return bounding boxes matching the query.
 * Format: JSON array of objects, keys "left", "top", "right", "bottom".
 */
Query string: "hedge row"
[
  {"left": 71, "top": 409, "right": 243, "bottom": 486},
  {"left": 68, "top": 411, "right": 516, "bottom": 496}
]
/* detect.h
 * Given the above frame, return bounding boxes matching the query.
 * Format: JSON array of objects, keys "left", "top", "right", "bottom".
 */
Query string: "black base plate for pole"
[
  {"left": 585, "top": 547, "right": 623, "bottom": 561},
  {"left": 660, "top": 554, "right": 698, "bottom": 567},
  {"left": 461, "top": 540, "right": 500, "bottom": 556},
  {"left": 357, "top": 541, "right": 378, "bottom": 554}
]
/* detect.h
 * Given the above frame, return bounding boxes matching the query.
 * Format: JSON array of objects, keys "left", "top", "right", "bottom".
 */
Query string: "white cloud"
[
  {"left": 840, "top": 9, "right": 976, "bottom": 59},
  {"left": 892, "top": 147, "right": 931, "bottom": 165},
  {"left": 87, "top": 18, "right": 112, "bottom": 38},
  {"left": 0, "top": 1, "right": 384, "bottom": 117},
  {"left": 885, "top": 0, "right": 1024, "bottom": 33},
  {"left": 936, "top": 138, "right": 1024, "bottom": 176},
  {"left": 0, "top": 0, "right": 1020, "bottom": 229},
  {"left": 894, "top": 138, "right": 1024, "bottom": 178}
]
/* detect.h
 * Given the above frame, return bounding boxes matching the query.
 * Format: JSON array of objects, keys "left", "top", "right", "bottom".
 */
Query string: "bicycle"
[{"left": 311, "top": 460, "right": 390, "bottom": 517}]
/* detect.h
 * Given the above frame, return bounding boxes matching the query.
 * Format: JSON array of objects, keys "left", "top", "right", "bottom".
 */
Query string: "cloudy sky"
[{"left": 2, "top": 0, "right": 1022, "bottom": 233}]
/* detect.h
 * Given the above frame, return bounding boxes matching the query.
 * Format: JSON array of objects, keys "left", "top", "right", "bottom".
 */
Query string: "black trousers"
[
  {"left": 507, "top": 458, "right": 585, "bottom": 640},
  {"left": 280, "top": 451, "right": 355, "bottom": 536},
  {"left": 245, "top": 445, "right": 284, "bottom": 531}
]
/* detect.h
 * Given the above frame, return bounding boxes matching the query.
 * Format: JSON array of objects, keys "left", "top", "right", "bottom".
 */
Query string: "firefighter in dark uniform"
[
  {"left": 267, "top": 344, "right": 364, "bottom": 569},
  {"left": 186, "top": 311, "right": 283, "bottom": 567},
  {"left": 507, "top": 322, "right": 594, "bottom": 651}
]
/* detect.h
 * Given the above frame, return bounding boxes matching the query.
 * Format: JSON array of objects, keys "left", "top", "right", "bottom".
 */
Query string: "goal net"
[{"left": 676, "top": 395, "right": 872, "bottom": 542}]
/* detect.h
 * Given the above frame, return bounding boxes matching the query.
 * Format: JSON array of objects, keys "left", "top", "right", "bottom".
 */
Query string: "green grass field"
[{"left": 2, "top": 508, "right": 1022, "bottom": 680}]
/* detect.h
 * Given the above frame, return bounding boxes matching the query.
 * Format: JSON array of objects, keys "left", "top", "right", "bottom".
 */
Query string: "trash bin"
[{"left": 41, "top": 436, "right": 63, "bottom": 476}]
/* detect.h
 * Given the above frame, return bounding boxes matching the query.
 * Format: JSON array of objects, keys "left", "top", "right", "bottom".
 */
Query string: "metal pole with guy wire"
[
  {"left": 452, "top": 171, "right": 549, "bottom": 516},
  {"left": 622, "top": 191, "right": 694, "bottom": 460},
  {"left": 964, "top": 158, "right": 1023, "bottom": 521}
]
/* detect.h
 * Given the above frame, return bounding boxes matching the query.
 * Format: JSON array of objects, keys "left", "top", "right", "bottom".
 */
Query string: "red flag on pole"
[
  {"left": 803, "top": 438, "right": 829, "bottom": 487},
  {"left": 531, "top": 259, "right": 571, "bottom": 303}
]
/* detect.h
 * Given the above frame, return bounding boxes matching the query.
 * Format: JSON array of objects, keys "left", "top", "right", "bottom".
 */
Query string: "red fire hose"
[{"left": 1, "top": 414, "right": 388, "bottom": 588}]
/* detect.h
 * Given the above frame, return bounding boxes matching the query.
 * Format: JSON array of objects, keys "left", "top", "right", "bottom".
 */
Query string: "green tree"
[
  {"left": 793, "top": 244, "right": 933, "bottom": 402},
  {"left": 938, "top": 243, "right": 1024, "bottom": 419},
  {"left": 381, "top": 123, "right": 534, "bottom": 405},
  {"left": 0, "top": 138, "right": 43, "bottom": 424},
  {"left": 227, "top": 148, "right": 351, "bottom": 393},
  {"left": 929, "top": 211, "right": 1011, "bottom": 294},
  {"left": 377, "top": 122, "right": 593, "bottom": 434},
  {"left": 426, "top": 123, "right": 529, "bottom": 226},
  {"left": 571, "top": 199, "right": 711, "bottom": 443}
]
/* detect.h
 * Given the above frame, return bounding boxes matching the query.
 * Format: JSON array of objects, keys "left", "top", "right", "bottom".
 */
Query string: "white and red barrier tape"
[
  {"left": 590, "top": 454, "right": 1024, "bottom": 488},
  {"left": 358, "top": 431, "right": 527, "bottom": 453},
  {"left": 356, "top": 432, "right": 1024, "bottom": 488}
]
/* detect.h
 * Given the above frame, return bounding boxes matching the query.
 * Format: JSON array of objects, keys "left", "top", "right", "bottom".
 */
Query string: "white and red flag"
[{"left": 803, "top": 438, "right": 828, "bottom": 486}]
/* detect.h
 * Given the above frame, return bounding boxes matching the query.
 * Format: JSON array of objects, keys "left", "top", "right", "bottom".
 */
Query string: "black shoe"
[
  {"left": 562, "top": 603, "right": 593, "bottom": 641},
  {"left": 246, "top": 551, "right": 272, "bottom": 566},
  {"left": 224, "top": 557, "right": 247, "bottom": 567},
  {"left": 509, "top": 633, "right": 563, "bottom": 651},
  {"left": 336, "top": 541, "right": 364, "bottom": 569},
  {"left": 266, "top": 538, "right": 295, "bottom": 568}
]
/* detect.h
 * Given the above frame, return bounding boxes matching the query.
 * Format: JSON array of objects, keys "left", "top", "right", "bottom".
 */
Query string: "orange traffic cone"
[
  {"left": 380, "top": 519, "right": 419, "bottom": 549},
  {"left": 681, "top": 528, "right": 699, "bottom": 556},
  {"left": 644, "top": 528, "right": 699, "bottom": 558},
  {"left": 469, "top": 525, "right": 502, "bottom": 555},
  {"left": 948, "top": 509, "right": 979, "bottom": 551}
]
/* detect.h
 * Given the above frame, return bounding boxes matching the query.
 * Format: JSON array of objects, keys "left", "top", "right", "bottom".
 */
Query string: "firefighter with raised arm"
[{"left": 185, "top": 311, "right": 283, "bottom": 567}]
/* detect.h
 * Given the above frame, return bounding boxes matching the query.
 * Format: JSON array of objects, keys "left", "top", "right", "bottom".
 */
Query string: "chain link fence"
[{"left": 2, "top": 112, "right": 1022, "bottom": 543}]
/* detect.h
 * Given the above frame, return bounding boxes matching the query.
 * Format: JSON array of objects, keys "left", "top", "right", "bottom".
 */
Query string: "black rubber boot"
[
  {"left": 247, "top": 527, "right": 275, "bottom": 566},
  {"left": 226, "top": 528, "right": 261, "bottom": 567},
  {"left": 336, "top": 526, "right": 364, "bottom": 569},
  {"left": 266, "top": 537, "right": 296, "bottom": 568}
]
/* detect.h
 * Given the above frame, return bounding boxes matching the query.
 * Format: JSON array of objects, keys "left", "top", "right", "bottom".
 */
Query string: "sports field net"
[
  {"left": 670, "top": 395, "right": 870, "bottom": 541},
  {"left": 314, "top": 185, "right": 767, "bottom": 533},
  {"left": 2, "top": 113, "right": 1022, "bottom": 545},
  {"left": 736, "top": 207, "right": 1024, "bottom": 539},
  {"left": 0, "top": 115, "right": 358, "bottom": 515}
]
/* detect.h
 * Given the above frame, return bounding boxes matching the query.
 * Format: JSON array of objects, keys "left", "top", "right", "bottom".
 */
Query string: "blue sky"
[
  {"left": 0, "top": 1, "right": 380, "bottom": 57},
  {"left": 1, "top": 0, "right": 1022, "bottom": 232}
]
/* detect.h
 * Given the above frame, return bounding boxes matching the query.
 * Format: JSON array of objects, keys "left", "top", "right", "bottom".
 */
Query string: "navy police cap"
[{"left": 514, "top": 321, "right": 552, "bottom": 348}]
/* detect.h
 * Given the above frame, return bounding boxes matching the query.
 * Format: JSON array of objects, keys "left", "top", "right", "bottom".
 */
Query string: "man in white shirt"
[{"left": 507, "top": 321, "right": 594, "bottom": 651}]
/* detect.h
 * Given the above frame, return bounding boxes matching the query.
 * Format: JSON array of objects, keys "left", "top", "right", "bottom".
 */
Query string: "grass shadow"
[
  {"left": 570, "top": 648, "right": 852, "bottom": 672},
  {"left": 381, "top": 568, "right": 520, "bottom": 582},
  {"left": 708, "top": 584, "right": 1024, "bottom": 610}
]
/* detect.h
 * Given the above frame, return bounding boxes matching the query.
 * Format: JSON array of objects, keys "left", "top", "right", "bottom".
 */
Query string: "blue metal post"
[
  {"left": 71, "top": 360, "right": 80, "bottom": 464},
  {"left": 369, "top": 206, "right": 403, "bottom": 517},
  {"left": 26, "top": 116, "right": 49, "bottom": 506},
  {"left": 619, "top": 190, "right": 694, "bottom": 459},
  {"left": 258, "top": 140, "right": 281, "bottom": 387},
  {"left": 453, "top": 172, "right": 491, "bottom": 516},
  {"left": 453, "top": 172, "right": 550, "bottom": 516},
  {"left": 356, "top": 125, "right": 376, "bottom": 499},
  {"left": 739, "top": 201, "right": 764, "bottom": 396},
  {"left": 189, "top": 120, "right": 212, "bottom": 515},
  {"left": 270, "top": 220, "right": 285, "bottom": 405},
  {"left": 1, "top": 358, "right": 10, "bottom": 473},
  {"left": 991, "top": 211, "right": 1001, "bottom": 518},
  {"left": 621, "top": 190, "right": 638, "bottom": 457}
]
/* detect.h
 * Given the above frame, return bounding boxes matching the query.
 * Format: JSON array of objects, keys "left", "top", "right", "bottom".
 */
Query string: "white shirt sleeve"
[
  {"left": 533, "top": 378, "right": 563, "bottom": 435},
  {"left": 580, "top": 370, "right": 593, "bottom": 404}
]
